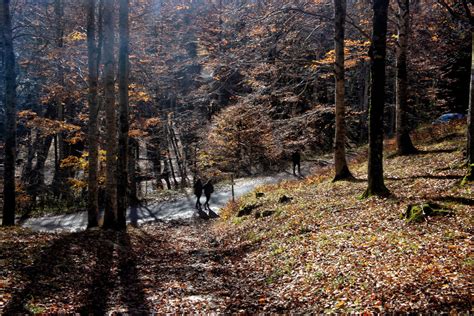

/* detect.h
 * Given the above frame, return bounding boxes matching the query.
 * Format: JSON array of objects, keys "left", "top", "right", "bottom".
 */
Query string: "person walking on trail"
[
  {"left": 193, "top": 178, "right": 203, "bottom": 210},
  {"left": 203, "top": 180, "right": 214, "bottom": 210},
  {"left": 292, "top": 150, "right": 301, "bottom": 175}
]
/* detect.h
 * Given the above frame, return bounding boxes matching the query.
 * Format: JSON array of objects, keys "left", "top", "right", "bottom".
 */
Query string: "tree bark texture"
[
  {"left": 468, "top": 28, "right": 474, "bottom": 165},
  {"left": 117, "top": 0, "right": 130, "bottom": 230},
  {"left": 362, "top": 0, "right": 390, "bottom": 198},
  {"left": 333, "top": 0, "right": 354, "bottom": 181},
  {"left": 1, "top": 0, "right": 17, "bottom": 226},
  {"left": 52, "top": 0, "right": 67, "bottom": 197},
  {"left": 87, "top": 0, "right": 99, "bottom": 228},
  {"left": 102, "top": 0, "right": 118, "bottom": 229},
  {"left": 395, "top": 0, "right": 418, "bottom": 155}
]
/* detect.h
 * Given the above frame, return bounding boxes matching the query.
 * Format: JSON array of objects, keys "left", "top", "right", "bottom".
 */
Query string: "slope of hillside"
[
  {"left": 0, "top": 122, "right": 472, "bottom": 313},
  {"left": 214, "top": 121, "right": 473, "bottom": 313}
]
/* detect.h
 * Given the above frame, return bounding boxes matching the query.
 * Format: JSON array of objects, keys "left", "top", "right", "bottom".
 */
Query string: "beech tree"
[
  {"left": 51, "top": 0, "right": 68, "bottom": 198},
  {"left": 333, "top": 0, "right": 354, "bottom": 181},
  {"left": 102, "top": 0, "right": 118, "bottom": 229},
  {"left": 1, "top": 0, "right": 17, "bottom": 226},
  {"left": 117, "top": 0, "right": 130, "bottom": 230},
  {"left": 86, "top": 0, "right": 99, "bottom": 228},
  {"left": 395, "top": 0, "right": 418, "bottom": 155},
  {"left": 361, "top": 0, "right": 390, "bottom": 198}
]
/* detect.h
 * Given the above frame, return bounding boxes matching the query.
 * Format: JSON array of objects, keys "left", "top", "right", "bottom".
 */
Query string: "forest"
[{"left": 0, "top": 0, "right": 473, "bottom": 313}]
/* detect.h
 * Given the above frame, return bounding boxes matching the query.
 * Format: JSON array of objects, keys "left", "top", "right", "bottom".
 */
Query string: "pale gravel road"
[{"left": 22, "top": 171, "right": 301, "bottom": 232}]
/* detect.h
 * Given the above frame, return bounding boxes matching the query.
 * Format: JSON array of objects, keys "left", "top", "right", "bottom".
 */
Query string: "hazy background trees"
[{"left": 1, "top": 0, "right": 472, "bottom": 225}]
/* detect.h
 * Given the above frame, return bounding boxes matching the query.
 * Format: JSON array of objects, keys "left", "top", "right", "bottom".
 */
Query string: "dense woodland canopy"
[{"left": 0, "top": 0, "right": 472, "bottom": 227}]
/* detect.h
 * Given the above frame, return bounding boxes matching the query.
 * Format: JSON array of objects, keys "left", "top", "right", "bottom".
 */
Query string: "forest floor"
[{"left": 1, "top": 121, "right": 473, "bottom": 313}]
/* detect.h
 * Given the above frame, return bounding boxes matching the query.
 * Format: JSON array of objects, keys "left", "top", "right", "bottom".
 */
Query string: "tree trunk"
[
  {"left": 128, "top": 138, "right": 138, "bottom": 204},
  {"left": 167, "top": 147, "right": 178, "bottom": 188},
  {"left": 102, "top": 0, "right": 118, "bottom": 229},
  {"left": 117, "top": 0, "right": 130, "bottom": 230},
  {"left": 333, "top": 0, "right": 354, "bottom": 181},
  {"left": 395, "top": 0, "right": 418, "bottom": 155},
  {"left": 361, "top": 0, "right": 390, "bottom": 198},
  {"left": 52, "top": 0, "right": 67, "bottom": 198},
  {"left": 1, "top": 0, "right": 17, "bottom": 226},
  {"left": 86, "top": 0, "right": 99, "bottom": 228},
  {"left": 28, "top": 135, "right": 52, "bottom": 203},
  {"left": 468, "top": 28, "right": 474, "bottom": 166},
  {"left": 168, "top": 123, "right": 187, "bottom": 187},
  {"left": 146, "top": 140, "right": 163, "bottom": 190},
  {"left": 21, "top": 130, "right": 35, "bottom": 184}
]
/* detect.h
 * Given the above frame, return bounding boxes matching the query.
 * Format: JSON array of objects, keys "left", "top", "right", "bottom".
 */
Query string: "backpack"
[{"left": 204, "top": 181, "right": 214, "bottom": 194}]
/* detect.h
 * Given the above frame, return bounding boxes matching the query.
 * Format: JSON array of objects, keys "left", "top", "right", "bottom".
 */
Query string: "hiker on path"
[
  {"left": 193, "top": 178, "right": 203, "bottom": 210},
  {"left": 203, "top": 180, "right": 214, "bottom": 210},
  {"left": 292, "top": 150, "right": 301, "bottom": 175}
]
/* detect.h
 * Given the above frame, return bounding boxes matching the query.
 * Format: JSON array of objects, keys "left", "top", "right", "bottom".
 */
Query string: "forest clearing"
[{"left": 1, "top": 0, "right": 474, "bottom": 313}]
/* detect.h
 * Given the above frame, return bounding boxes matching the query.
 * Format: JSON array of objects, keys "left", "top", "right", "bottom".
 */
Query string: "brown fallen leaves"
[{"left": 0, "top": 122, "right": 473, "bottom": 313}]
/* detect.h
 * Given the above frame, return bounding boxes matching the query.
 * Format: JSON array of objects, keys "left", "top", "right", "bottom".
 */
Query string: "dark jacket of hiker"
[
  {"left": 194, "top": 179, "right": 203, "bottom": 197},
  {"left": 292, "top": 151, "right": 301, "bottom": 165},
  {"left": 203, "top": 180, "right": 214, "bottom": 198},
  {"left": 203, "top": 180, "right": 214, "bottom": 210},
  {"left": 292, "top": 151, "right": 301, "bottom": 175},
  {"left": 194, "top": 179, "right": 203, "bottom": 209}
]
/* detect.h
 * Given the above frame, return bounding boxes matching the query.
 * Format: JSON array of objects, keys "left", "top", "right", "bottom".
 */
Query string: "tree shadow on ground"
[
  {"left": 116, "top": 232, "right": 150, "bottom": 313},
  {"left": 347, "top": 177, "right": 366, "bottom": 183},
  {"left": 386, "top": 174, "right": 463, "bottom": 181},
  {"left": 428, "top": 196, "right": 474, "bottom": 206},
  {"left": 416, "top": 148, "right": 459, "bottom": 155},
  {"left": 137, "top": 225, "right": 265, "bottom": 312},
  {"left": 387, "top": 148, "right": 459, "bottom": 159},
  {"left": 4, "top": 229, "right": 150, "bottom": 314}
]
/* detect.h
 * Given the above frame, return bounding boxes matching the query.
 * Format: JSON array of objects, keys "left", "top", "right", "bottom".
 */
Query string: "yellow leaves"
[
  {"left": 60, "top": 156, "right": 82, "bottom": 169},
  {"left": 66, "top": 31, "right": 86, "bottom": 42},
  {"left": 136, "top": 91, "right": 152, "bottom": 102},
  {"left": 66, "top": 132, "right": 84, "bottom": 145},
  {"left": 68, "top": 178, "right": 87, "bottom": 190},
  {"left": 310, "top": 39, "right": 370, "bottom": 71},
  {"left": 129, "top": 84, "right": 152, "bottom": 103},
  {"left": 335, "top": 300, "right": 346, "bottom": 309}
]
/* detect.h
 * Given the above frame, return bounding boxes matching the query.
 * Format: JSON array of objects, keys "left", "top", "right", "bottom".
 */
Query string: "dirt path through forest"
[
  {"left": 1, "top": 221, "right": 267, "bottom": 313},
  {"left": 21, "top": 161, "right": 323, "bottom": 232}
]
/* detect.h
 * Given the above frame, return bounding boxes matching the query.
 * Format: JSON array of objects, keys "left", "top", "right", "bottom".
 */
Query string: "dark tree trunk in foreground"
[
  {"left": 333, "top": 0, "right": 354, "bottom": 181},
  {"left": 117, "top": 0, "right": 130, "bottom": 230},
  {"left": 87, "top": 0, "right": 99, "bottom": 228},
  {"left": 395, "top": 0, "right": 418, "bottom": 155},
  {"left": 1, "top": 0, "right": 17, "bottom": 226},
  {"left": 102, "top": 0, "right": 118, "bottom": 229},
  {"left": 361, "top": 0, "right": 390, "bottom": 198},
  {"left": 468, "top": 28, "right": 474, "bottom": 167}
]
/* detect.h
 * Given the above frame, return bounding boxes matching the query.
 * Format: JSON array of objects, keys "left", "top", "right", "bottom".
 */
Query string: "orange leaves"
[
  {"left": 19, "top": 112, "right": 81, "bottom": 137},
  {"left": 129, "top": 129, "right": 148, "bottom": 138},
  {"left": 144, "top": 117, "right": 161, "bottom": 129}
]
